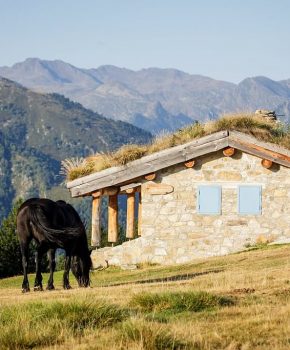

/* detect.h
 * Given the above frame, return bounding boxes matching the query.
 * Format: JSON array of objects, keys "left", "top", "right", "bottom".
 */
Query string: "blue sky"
[{"left": 0, "top": 0, "right": 289, "bottom": 82}]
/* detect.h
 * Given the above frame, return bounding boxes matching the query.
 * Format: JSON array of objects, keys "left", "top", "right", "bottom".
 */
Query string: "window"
[
  {"left": 197, "top": 185, "right": 221, "bottom": 215},
  {"left": 238, "top": 185, "right": 262, "bottom": 215}
]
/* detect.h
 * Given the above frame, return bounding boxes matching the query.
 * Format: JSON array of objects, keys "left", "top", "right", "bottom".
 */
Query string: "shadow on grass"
[{"left": 100, "top": 268, "right": 223, "bottom": 287}]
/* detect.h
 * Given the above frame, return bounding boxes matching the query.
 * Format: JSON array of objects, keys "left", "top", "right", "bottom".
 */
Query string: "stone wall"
[{"left": 91, "top": 150, "right": 290, "bottom": 267}]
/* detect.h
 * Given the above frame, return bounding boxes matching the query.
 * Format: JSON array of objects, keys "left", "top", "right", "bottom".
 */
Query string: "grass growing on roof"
[{"left": 62, "top": 113, "right": 290, "bottom": 181}]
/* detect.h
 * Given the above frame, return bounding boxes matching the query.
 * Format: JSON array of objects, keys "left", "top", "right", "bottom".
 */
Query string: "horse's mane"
[{"left": 28, "top": 201, "right": 84, "bottom": 248}]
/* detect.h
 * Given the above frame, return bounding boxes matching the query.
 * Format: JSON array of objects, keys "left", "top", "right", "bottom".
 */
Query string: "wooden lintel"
[
  {"left": 184, "top": 159, "right": 195, "bottom": 168},
  {"left": 108, "top": 194, "right": 118, "bottom": 243},
  {"left": 91, "top": 196, "right": 101, "bottom": 247},
  {"left": 119, "top": 183, "right": 141, "bottom": 194},
  {"left": 223, "top": 147, "right": 235, "bottom": 157},
  {"left": 144, "top": 173, "right": 156, "bottom": 181},
  {"left": 126, "top": 193, "right": 135, "bottom": 239},
  {"left": 119, "top": 187, "right": 141, "bottom": 195},
  {"left": 261, "top": 159, "right": 273, "bottom": 169},
  {"left": 143, "top": 183, "right": 174, "bottom": 195}
]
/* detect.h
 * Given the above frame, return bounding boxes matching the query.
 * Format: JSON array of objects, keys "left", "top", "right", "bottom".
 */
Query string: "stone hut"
[{"left": 67, "top": 130, "right": 290, "bottom": 267}]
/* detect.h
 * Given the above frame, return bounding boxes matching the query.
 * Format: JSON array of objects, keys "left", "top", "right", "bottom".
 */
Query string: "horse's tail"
[{"left": 28, "top": 204, "right": 83, "bottom": 247}]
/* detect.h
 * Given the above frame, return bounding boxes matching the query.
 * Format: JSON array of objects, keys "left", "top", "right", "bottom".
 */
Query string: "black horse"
[{"left": 16, "top": 198, "right": 92, "bottom": 292}]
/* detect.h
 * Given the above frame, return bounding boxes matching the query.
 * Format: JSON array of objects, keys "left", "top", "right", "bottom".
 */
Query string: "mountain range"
[
  {"left": 1, "top": 58, "right": 290, "bottom": 133},
  {"left": 0, "top": 77, "right": 151, "bottom": 221}
]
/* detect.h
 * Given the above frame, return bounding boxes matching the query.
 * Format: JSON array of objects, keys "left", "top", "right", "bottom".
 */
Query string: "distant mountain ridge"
[
  {"left": 1, "top": 58, "right": 290, "bottom": 132},
  {"left": 0, "top": 77, "right": 152, "bottom": 221}
]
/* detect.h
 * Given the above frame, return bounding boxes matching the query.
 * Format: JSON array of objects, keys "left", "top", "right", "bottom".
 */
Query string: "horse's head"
[{"left": 71, "top": 250, "right": 92, "bottom": 287}]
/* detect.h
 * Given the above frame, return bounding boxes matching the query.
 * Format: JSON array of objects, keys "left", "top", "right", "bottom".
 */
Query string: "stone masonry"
[{"left": 91, "top": 150, "right": 290, "bottom": 267}]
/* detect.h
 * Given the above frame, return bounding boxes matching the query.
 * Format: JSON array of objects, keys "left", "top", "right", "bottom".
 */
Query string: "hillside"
[
  {"left": 0, "top": 244, "right": 290, "bottom": 349},
  {"left": 0, "top": 78, "right": 152, "bottom": 221},
  {"left": 1, "top": 58, "right": 290, "bottom": 132}
]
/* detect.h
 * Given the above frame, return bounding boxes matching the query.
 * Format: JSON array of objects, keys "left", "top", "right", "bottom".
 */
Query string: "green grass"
[
  {"left": 0, "top": 243, "right": 286, "bottom": 291},
  {"left": 0, "top": 271, "right": 73, "bottom": 290},
  {"left": 0, "top": 262, "right": 221, "bottom": 290},
  {"left": 119, "top": 320, "right": 188, "bottom": 350},
  {"left": 130, "top": 291, "right": 235, "bottom": 313},
  {"left": 0, "top": 299, "right": 127, "bottom": 349},
  {"left": 1, "top": 245, "right": 290, "bottom": 349}
]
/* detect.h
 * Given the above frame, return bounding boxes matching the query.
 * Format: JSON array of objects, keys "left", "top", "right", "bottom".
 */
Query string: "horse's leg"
[
  {"left": 20, "top": 241, "right": 30, "bottom": 293},
  {"left": 63, "top": 254, "right": 72, "bottom": 290},
  {"left": 46, "top": 249, "right": 56, "bottom": 290},
  {"left": 34, "top": 243, "right": 47, "bottom": 291}
]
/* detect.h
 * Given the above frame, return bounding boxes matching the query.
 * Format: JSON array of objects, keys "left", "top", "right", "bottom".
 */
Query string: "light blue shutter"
[
  {"left": 238, "top": 186, "right": 262, "bottom": 215},
  {"left": 198, "top": 186, "right": 221, "bottom": 215}
]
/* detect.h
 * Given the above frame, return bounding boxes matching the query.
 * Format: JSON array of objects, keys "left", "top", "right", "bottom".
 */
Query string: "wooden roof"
[{"left": 67, "top": 130, "right": 290, "bottom": 197}]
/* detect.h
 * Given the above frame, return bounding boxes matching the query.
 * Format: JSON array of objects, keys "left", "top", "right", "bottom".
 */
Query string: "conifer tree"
[{"left": 0, "top": 199, "right": 36, "bottom": 278}]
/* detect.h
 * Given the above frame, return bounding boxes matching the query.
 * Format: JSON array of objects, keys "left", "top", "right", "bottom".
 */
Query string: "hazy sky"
[{"left": 1, "top": 0, "right": 289, "bottom": 82}]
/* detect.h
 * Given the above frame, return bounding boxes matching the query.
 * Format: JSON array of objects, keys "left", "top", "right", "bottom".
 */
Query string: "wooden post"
[
  {"left": 126, "top": 192, "right": 135, "bottom": 239},
  {"left": 138, "top": 192, "right": 142, "bottom": 236},
  {"left": 108, "top": 194, "right": 118, "bottom": 243},
  {"left": 261, "top": 159, "right": 273, "bottom": 169},
  {"left": 223, "top": 147, "right": 235, "bottom": 157},
  {"left": 91, "top": 194, "right": 102, "bottom": 247}
]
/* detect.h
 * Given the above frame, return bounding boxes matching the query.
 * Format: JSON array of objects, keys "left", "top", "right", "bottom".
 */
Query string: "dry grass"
[
  {"left": 62, "top": 113, "right": 290, "bottom": 181},
  {"left": 1, "top": 245, "right": 290, "bottom": 349}
]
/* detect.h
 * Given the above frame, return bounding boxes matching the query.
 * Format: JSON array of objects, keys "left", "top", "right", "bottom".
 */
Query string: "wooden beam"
[
  {"left": 91, "top": 195, "right": 101, "bottom": 247},
  {"left": 126, "top": 193, "right": 135, "bottom": 239},
  {"left": 143, "top": 183, "right": 174, "bottom": 195},
  {"left": 184, "top": 159, "right": 195, "bottom": 168},
  {"left": 229, "top": 131, "right": 290, "bottom": 157},
  {"left": 120, "top": 183, "right": 141, "bottom": 192},
  {"left": 144, "top": 173, "right": 156, "bottom": 181},
  {"left": 108, "top": 194, "right": 118, "bottom": 243},
  {"left": 138, "top": 192, "right": 142, "bottom": 236},
  {"left": 229, "top": 136, "right": 290, "bottom": 169},
  {"left": 261, "top": 159, "right": 273, "bottom": 169},
  {"left": 223, "top": 147, "right": 235, "bottom": 157}
]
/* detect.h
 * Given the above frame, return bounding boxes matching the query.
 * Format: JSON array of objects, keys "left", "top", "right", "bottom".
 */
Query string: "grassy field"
[{"left": 1, "top": 244, "right": 290, "bottom": 349}]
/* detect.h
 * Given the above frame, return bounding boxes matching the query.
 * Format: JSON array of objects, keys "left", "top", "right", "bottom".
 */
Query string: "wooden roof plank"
[
  {"left": 67, "top": 130, "right": 290, "bottom": 198},
  {"left": 228, "top": 139, "right": 290, "bottom": 168},
  {"left": 229, "top": 131, "right": 290, "bottom": 158},
  {"left": 69, "top": 137, "right": 229, "bottom": 197},
  {"left": 67, "top": 130, "right": 229, "bottom": 189},
  {"left": 228, "top": 131, "right": 290, "bottom": 168}
]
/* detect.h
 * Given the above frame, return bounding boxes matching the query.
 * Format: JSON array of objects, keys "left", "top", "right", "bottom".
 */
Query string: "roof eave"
[
  {"left": 68, "top": 130, "right": 229, "bottom": 197},
  {"left": 67, "top": 130, "right": 290, "bottom": 198}
]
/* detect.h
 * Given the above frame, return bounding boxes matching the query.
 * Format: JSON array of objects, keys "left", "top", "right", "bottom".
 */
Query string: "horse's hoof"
[
  {"left": 63, "top": 285, "right": 72, "bottom": 290},
  {"left": 22, "top": 288, "right": 30, "bottom": 293},
  {"left": 33, "top": 286, "right": 43, "bottom": 292},
  {"left": 46, "top": 285, "right": 55, "bottom": 291}
]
